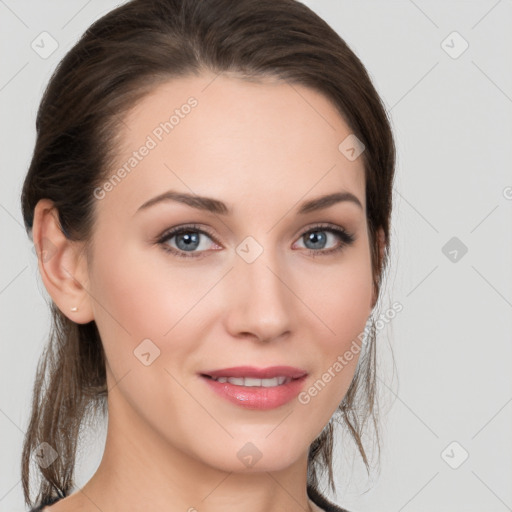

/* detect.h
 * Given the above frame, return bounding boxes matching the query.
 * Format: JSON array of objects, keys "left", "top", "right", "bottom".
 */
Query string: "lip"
[
  {"left": 201, "top": 375, "right": 308, "bottom": 410},
  {"left": 200, "top": 365, "right": 308, "bottom": 379},
  {"left": 199, "top": 366, "right": 308, "bottom": 410}
]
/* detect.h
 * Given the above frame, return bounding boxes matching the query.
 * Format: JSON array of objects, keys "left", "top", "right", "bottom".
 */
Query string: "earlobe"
[{"left": 32, "top": 199, "right": 94, "bottom": 324}]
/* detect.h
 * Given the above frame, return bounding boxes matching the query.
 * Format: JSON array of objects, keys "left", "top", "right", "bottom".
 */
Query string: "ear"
[
  {"left": 32, "top": 198, "right": 94, "bottom": 324},
  {"left": 371, "top": 227, "right": 386, "bottom": 309}
]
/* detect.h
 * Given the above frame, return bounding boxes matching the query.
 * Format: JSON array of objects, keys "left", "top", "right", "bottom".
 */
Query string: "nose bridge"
[{"left": 225, "top": 234, "right": 294, "bottom": 340}]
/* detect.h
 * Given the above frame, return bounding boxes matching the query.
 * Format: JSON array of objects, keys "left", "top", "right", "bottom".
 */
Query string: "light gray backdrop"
[{"left": 1, "top": 1, "right": 511, "bottom": 511}]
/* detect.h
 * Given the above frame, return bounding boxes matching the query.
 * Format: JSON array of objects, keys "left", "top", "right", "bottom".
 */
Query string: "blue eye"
[
  {"left": 157, "top": 223, "right": 355, "bottom": 259},
  {"left": 157, "top": 224, "right": 218, "bottom": 259},
  {"left": 297, "top": 225, "right": 356, "bottom": 256}
]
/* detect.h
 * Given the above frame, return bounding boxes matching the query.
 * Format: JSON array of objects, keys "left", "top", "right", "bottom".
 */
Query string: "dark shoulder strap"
[
  {"left": 31, "top": 487, "right": 348, "bottom": 512},
  {"left": 307, "top": 484, "right": 351, "bottom": 512},
  {"left": 29, "top": 494, "right": 64, "bottom": 511}
]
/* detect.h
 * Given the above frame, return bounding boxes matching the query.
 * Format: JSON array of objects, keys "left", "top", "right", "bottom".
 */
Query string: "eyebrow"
[{"left": 135, "top": 189, "right": 363, "bottom": 216}]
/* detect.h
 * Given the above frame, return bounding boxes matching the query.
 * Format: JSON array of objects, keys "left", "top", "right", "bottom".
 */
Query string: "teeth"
[{"left": 210, "top": 376, "right": 292, "bottom": 387}]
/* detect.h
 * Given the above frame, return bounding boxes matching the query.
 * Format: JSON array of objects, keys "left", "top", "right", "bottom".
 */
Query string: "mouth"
[
  {"left": 198, "top": 366, "right": 308, "bottom": 410},
  {"left": 200, "top": 374, "right": 299, "bottom": 387}
]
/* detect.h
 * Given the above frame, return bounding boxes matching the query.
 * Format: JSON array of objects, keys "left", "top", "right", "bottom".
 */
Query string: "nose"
[{"left": 223, "top": 244, "right": 295, "bottom": 343}]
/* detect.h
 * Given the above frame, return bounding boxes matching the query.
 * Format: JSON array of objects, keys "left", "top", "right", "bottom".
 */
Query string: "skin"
[{"left": 33, "top": 71, "right": 385, "bottom": 512}]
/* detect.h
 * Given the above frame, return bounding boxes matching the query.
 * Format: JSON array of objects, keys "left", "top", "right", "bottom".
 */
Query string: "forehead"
[{"left": 97, "top": 72, "right": 366, "bottom": 218}]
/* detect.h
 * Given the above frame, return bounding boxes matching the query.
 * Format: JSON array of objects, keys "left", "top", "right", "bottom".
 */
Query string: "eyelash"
[{"left": 156, "top": 223, "right": 356, "bottom": 259}]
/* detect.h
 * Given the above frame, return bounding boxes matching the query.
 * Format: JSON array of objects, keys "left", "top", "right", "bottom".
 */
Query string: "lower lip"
[{"left": 200, "top": 375, "right": 308, "bottom": 410}]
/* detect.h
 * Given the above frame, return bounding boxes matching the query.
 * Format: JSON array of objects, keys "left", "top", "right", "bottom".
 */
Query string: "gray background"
[{"left": 1, "top": 1, "right": 511, "bottom": 511}]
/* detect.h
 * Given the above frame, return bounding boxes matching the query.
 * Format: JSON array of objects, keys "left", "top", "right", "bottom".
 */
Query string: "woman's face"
[{"left": 85, "top": 72, "right": 378, "bottom": 473}]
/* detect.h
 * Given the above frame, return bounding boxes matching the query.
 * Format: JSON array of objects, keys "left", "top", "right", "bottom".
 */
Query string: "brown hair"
[{"left": 20, "top": 0, "right": 395, "bottom": 507}]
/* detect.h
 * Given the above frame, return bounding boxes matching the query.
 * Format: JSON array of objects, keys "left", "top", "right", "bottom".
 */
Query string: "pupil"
[
  {"left": 177, "top": 232, "right": 199, "bottom": 251},
  {"left": 306, "top": 231, "right": 326, "bottom": 249}
]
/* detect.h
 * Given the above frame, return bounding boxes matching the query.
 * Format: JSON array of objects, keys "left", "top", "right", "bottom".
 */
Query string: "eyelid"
[
  {"left": 157, "top": 223, "right": 218, "bottom": 243},
  {"left": 294, "top": 222, "right": 353, "bottom": 241}
]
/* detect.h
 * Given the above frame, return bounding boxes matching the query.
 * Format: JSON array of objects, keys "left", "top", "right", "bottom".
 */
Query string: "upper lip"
[{"left": 200, "top": 366, "right": 308, "bottom": 379}]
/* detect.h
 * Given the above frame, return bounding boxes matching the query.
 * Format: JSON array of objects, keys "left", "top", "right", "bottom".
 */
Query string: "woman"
[{"left": 21, "top": 0, "right": 396, "bottom": 510}]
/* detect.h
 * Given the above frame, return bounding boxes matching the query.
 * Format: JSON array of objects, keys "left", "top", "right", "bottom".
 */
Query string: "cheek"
[
  {"left": 328, "top": 268, "right": 372, "bottom": 341},
  {"left": 305, "top": 250, "right": 374, "bottom": 346},
  {"left": 87, "top": 238, "right": 203, "bottom": 412},
  {"left": 89, "top": 234, "right": 204, "bottom": 339},
  {"left": 296, "top": 251, "right": 373, "bottom": 416}
]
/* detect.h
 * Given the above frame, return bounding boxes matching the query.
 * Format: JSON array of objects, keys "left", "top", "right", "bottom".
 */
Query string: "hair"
[{"left": 20, "top": 0, "right": 396, "bottom": 508}]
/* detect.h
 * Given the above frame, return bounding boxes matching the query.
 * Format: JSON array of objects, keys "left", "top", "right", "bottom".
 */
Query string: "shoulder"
[{"left": 307, "top": 484, "right": 351, "bottom": 512}]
